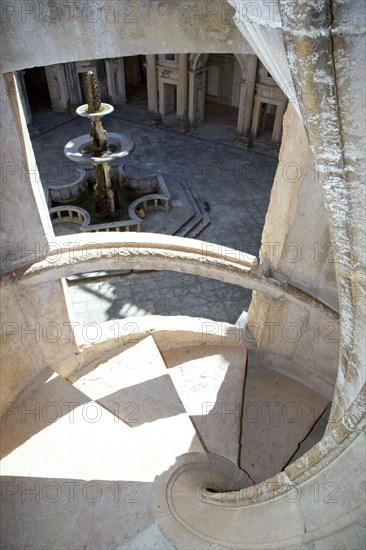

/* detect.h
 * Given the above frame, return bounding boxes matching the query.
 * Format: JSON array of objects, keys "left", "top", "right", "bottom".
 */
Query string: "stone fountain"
[
  {"left": 49, "top": 71, "right": 170, "bottom": 235},
  {"left": 64, "top": 71, "right": 135, "bottom": 219}
]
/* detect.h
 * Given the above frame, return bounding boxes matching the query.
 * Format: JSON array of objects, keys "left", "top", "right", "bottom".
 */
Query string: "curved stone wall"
[{"left": 0, "top": 1, "right": 364, "bottom": 545}]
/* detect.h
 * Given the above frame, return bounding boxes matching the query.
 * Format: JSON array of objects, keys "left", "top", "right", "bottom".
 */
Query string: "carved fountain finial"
[{"left": 86, "top": 71, "right": 101, "bottom": 113}]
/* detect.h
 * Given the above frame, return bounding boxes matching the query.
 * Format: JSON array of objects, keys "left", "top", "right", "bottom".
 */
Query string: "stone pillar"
[
  {"left": 115, "top": 58, "right": 126, "bottom": 104},
  {"left": 272, "top": 101, "right": 286, "bottom": 143},
  {"left": 146, "top": 55, "right": 160, "bottom": 124},
  {"left": 158, "top": 79, "right": 166, "bottom": 116},
  {"left": 44, "top": 64, "right": 69, "bottom": 111},
  {"left": 64, "top": 62, "right": 82, "bottom": 107},
  {"left": 188, "top": 68, "right": 207, "bottom": 128},
  {"left": 201, "top": 69, "right": 207, "bottom": 120},
  {"left": 96, "top": 60, "right": 108, "bottom": 101},
  {"left": 250, "top": 98, "right": 262, "bottom": 139},
  {"left": 15, "top": 71, "right": 32, "bottom": 124},
  {"left": 177, "top": 54, "right": 189, "bottom": 130},
  {"left": 105, "top": 59, "right": 115, "bottom": 103},
  {"left": 188, "top": 71, "right": 195, "bottom": 124},
  {"left": 1, "top": 72, "right": 53, "bottom": 274},
  {"left": 268, "top": 100, "right": 287, "bottom": 158},
  {"left": 105, "top": 58, "right": 126, "bottom": 105},
  {"left": 235, "top": 54, "right": 257, "bottom": 149},
  {"left": 240, "top": 55, "right": 257, "bottom": 133}
]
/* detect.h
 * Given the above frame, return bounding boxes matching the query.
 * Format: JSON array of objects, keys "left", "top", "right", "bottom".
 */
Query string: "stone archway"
[{"left": 188, "top": 52, "right": 251, "bottom": 132}]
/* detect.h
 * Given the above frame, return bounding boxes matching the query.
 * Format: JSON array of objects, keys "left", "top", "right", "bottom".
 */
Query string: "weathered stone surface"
[
  {"left": 240, "top": 362, "right": 329, "bottom": 483},
  {"left": 0, "top": 1, "right": 253, "bottom": 74},
  {"left": 0, "top": 279, "right": 80, "bottom": 405},
  {"left": 164, "top": 344, "right": 247, "bottom": 464},
  {"left": 0, "top": 74, "right": 53, "bottom": 273},
  {"left": 0, "top": 0, "right": 365, "bottom": 546}
]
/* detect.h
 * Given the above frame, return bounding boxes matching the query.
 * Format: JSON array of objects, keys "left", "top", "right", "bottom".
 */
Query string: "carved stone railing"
[
  {"left": 17, "top": 234, "right": 338, "bottom": 326},
  {"left": 48, "top": 170, "right": 171, "bottom": 234},
  {"left": 3, "top": 232, "right": 361, "bottom": 519},
  {"left": 49, "top": 205, "right": 141, "bottom": 233},
  {"left": 47, "top": 168, "right": 88, "bottom": 205},
  {"left": 128, "top": 194, "right": 170, "bottom": 218},
  {"left": 49, "top": 205, "right": 90, "bottom": 229},
  {"left": 81, "top": 217, "right": 141, "bottom": 233},
  {"left": 120, "top": 166, "right": 164, "bottom": 195}
]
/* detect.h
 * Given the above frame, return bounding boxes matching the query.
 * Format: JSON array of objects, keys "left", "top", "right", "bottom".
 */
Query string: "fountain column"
[
  {"left": 64, "top": 71, "right": 135, "bottom": 221},
  {"left": 85, "top": 71, "right": 120, "bottom": 217}
]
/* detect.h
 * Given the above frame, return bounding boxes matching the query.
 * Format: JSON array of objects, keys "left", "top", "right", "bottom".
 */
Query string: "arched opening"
[
  {"left": 188, "top": 52, "right": 245, "bottom": 144},
  {"left": 23, "top": 66, "right": 52, "bottom": 113},
  {"left": 124, "top": 54, "right": 147, "bottom": 108},
  {"left": 203, "top": 54, "right": 241, "bottom": 138}
]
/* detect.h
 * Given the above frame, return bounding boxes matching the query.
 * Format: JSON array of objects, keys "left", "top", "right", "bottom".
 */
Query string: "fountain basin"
[
  {"left": 76, "top": 102, "right": 114, "bottom": 118},
  {"left": 64, "top": 133, "right": 135, "bottom": 165}
]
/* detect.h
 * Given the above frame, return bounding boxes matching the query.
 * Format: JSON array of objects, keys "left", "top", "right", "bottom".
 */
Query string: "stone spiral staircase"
[
  {"left": 1, "top": 235, "right": 364, "bottom": 549},
  {"left": 1, "top": 326, "right": 345, "bottom": 550}
]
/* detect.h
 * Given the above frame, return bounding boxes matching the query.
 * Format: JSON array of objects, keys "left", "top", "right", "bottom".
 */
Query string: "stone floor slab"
[
  {"left": 240, "top": 363, "right": 329, "bottom": 483},
  {"left": 163, "top": 344, "right": 247, "bottom": 464}
]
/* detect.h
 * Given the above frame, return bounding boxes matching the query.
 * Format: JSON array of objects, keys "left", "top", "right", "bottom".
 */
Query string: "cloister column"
[
  {"left": 146, "top": 55, "right": 160, "bottom": 124},
  {"left": 272, "top": 101, "right": 286, "bottom": 143},
  {"left": 188, "top": 71, "right": 195, "bottom": 125},
  {"left": 45, "top": 64, "right": 69, "bottom": 111},
  {"left": 268, "top": 100, "right": 287, "bottom": 157},
  {"left": 188, "top": 68, "right": 207, "bottom": 128},
  {"left": 250, "top": 98, "right": 261, "bottom": 139},
  {"left": 177, "top": 54, "right": 189, "bottom": 130},
  {"left": 105, "top": 58, "right": 126, "bottom": 105},
  {"left": 64, "top": 62, "right": 82, "bottom": 107},
  {"left": 105, "top": 59, "right": 116, "bottom": 104},
  {"left": 116, "top": 58, "right": 126, "bottom": 104},
  {"left": 235, "top": 54, "right": 257, "bottom": 148}
]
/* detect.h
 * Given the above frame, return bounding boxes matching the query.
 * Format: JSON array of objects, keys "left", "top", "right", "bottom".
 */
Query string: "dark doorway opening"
[
  {"left": 23, "top": 67, "right": 51, "bottom": 113},
  {"left": 124, "top": 55, "right": 147, "bottom": 107}
]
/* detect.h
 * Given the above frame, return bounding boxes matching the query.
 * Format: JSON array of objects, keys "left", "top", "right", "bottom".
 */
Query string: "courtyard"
[{"left": 31, "top": 107, "right": 277, "bottom": 326}]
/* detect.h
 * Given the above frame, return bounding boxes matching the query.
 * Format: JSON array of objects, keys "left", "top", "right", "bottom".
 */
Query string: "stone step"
[
  {"left": 71, "top": 336, "right": 205, "bottom": 459},
  {"left": 1, "top": 361, "right": 202, "bottom": 483},
  {"left": 287, "top": 402, "right": 332, "bottom": 466},
  {"left": 0, "top": 338, "right": 206, "bottom": 549},
  {"left": 140, "top": 200, "right": 195, "bottom": 235},
  {"left": 0, "top": 367, "right": 170, "bottom": 548},
  {"left": 173, "top": 180, "right": 210, "bottom": 238},
  {"left": 161, "top": 344, "right": 249, "bottom": 470},
  {"left": 183, "top": 185, "right": 211, "bottom": 239},
  {"left": 239, "top": 355, "right": 330, "bottom": 483}
]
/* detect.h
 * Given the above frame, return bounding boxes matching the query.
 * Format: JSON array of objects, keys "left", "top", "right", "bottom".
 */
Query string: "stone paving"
[
  {"left": 31, "top": 109, "right": 277, "bottom": 325},
  {"left": 68, "top": 271, "right": 254, "bottom": 326}
]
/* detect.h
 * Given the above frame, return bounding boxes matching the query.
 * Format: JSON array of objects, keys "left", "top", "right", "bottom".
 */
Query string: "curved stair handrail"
[{"left": 8, "top": 233, "right": 338, "bottom": 320}]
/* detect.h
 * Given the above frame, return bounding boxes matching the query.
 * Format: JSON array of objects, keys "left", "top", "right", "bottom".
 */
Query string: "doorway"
[{"left": 23, "top": 67, "right": 52, "bottom": 113}]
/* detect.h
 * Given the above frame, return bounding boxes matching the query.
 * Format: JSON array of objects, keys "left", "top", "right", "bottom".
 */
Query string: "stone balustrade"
[
  {"left": 49, "top": 205, "right": 141, "bottom": 233},
  {"left": 47, "top": 168, "right": 88, "bottom": 205},
  {"left": 48, "top": 170, "right": 170, "bottom": 234},
  {"left": 121, "top": 174, "right": 159, "bottom": 195},
  {"left": 49, "top": 205, "right": 91, "bottom": 229},
  {"left": 82, "top": 218, "right": 142, "bottom": 233}
]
